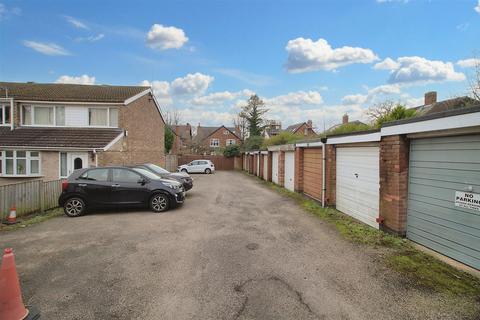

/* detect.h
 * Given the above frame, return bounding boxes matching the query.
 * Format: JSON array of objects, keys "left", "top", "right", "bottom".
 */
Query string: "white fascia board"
[
  {"left": 296, "top": 141, "right": 323, "bottom": 148},
  {"left": 123, "top": 89, "right": 151, "bottom": 105},
  {"left": 327, "top": 132, "right": 381, "bottom": 145},
  {"left": 381, "top": 111, "right": 480, "bottom": 136},
  {"left": 103, "top": 131, "right": 125, "bottom": 151},
  {"left": 0, "top": 146, "right": 95, "bottom": 151},
  {"left": 260, "top": 151, "right": 268, "bottom": 155},
  {"left": 16, "top": 100, "right": 121, "bottom": 106}
]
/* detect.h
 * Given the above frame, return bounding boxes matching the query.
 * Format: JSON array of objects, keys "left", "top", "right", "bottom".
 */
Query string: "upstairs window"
[
  {"left": 89, "top": 107, "right": 118, "bottom": 127},
  {"left": 210, "top": 139, "right": 220, "bottom": 147},
  {"left": 0, "top": 104, "right": 11, "bottom": 125},
  {"left": 22, "top": 105, "right": 65, "bottom": 126},
  {"left": 226, "top": 139, "right": 236, "bottom": 146}
]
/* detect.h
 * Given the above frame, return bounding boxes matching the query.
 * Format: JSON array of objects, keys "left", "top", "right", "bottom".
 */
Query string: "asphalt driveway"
[{"left": 0, "top": 171, "right": 474, "bottom": 319}]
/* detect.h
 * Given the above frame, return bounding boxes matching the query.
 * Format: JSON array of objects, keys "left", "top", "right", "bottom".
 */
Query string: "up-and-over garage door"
[
  {"left": 272, "top": 152, "right": 279, "bottom": 184},
  {"left": 263, "top": 154, "right": 268, "bottom": 180},
  {"left": 303, "top": 148, "right": 322, "bottom": 201},
  {"left": 407, "top": 135, "right": 480, "bottom": 269},
  {"left": 284, "top": 151, "right": 295, "bottom": 191},
  {"left": 336, "top": 146, "right": 380, "bottom": 229}
]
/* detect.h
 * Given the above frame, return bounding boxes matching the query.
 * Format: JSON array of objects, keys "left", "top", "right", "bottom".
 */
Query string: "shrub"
[
  {"left": 375, "top": 105, "right": 416, "bottom": 127},
  {"left": 243, "top": 135, "right": 264, "bottom": 151},
  {"left": 223, "top": 144, "right": 241, "bottom": 157},
  {"left": 262, "top": 131, "right": 304, "bottom": 148},
  {"left": 328, "top": 122, "right": 372, "bottom": 136}
]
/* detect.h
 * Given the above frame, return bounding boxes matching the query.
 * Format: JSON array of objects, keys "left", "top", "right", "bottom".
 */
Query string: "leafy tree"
[
  {"left": 164, "top": 126, "right": 175, "bottom": 153},
  {"left": 375, "top": 104, "right": 416, "bottom": 127},
  {"left": 243, "top": 135, "right": 264, "bottom": 151},
  {"left": 328, "top": 122, "right": 372, "bottom": 136},
  {"left": 223, "top": 144, "right": 241, "bottom": 158},
  {"left": 240, "top": 95, "right": 268, "bottom": 137},
  {"left": 262, "top": 131, "right": 304, "bottom": 148}
]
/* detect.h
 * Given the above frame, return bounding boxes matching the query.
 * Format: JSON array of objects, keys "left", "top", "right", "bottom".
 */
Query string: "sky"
[{"left": 1, "top": 0, "right": 479, "bottom": 129}]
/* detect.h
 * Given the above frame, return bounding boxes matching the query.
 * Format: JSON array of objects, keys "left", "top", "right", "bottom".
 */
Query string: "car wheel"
[
  {"left": 181, "top": 169, "right": 188, "bottom": 173},
  {"left": 150, "top": 193, "right": 169, "bottom": 212},
  {"left": 64, "top": 197, "right": 86, "bottom": 217},
  {"left": 205, "top": 168, "right": 212, "bottom": 174}
]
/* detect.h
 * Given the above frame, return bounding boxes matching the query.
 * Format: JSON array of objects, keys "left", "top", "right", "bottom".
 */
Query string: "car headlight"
[{"left": 163, "top": 181, "right": 181, "bottom": 190}]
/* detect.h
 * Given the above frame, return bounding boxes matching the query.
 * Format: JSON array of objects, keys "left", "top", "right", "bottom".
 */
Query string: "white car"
[{"left": 178, "top": 160, "right": 215, "bottom": 174}]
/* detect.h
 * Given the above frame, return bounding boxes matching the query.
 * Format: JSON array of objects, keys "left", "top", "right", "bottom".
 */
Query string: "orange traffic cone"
[
  {"left": 7, "top": 207, "right": 17, "bottom": 224},
  {"left": 0, "top": 248, "right": 40, "bottom": 320}
]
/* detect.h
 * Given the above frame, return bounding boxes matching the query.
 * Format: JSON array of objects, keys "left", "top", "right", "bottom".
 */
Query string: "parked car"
[
  {"left": 132, "top": 163, "right": 193, "bottom": 191},
  {"left": 178, "top": 160, "right": 215, "bottom": 174},
  {"left": 58, "top": 166, "right": 185, "bottom": 217}
]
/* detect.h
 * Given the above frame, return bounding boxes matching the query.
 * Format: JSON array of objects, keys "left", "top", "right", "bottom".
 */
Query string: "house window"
[
  {"left": 89, "top": 107, "right": 118, "bottom": 127},
  {"left": 226, "top": 139, "right": 236, "bottom": 146},
  {"left": 0, "top": 104, "right": 11, "bottom": 125},
  {"left": 210, "top": 139, "right": 220, "bottom": 147},
  {"left": 223, "top": 130, "right": 229, "bottom": 135},
  {"left": 60, "top": 152, "right": 68, "bottom": 178},
  {"left": 21, "top": 105, "right": 65, "bottom": 126},
  {"left": 1, "top": 150, "right": 41, "bottom": 176}
]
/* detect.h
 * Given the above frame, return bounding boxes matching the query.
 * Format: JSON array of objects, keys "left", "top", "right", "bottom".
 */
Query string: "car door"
[
  {"left": 189, "top": 161, "right": 199, "bottom": 173},
  {"left": 111, "top": 168, "right": 150, "bottom": 205},
  {"left": 77, "top": 168, "right": 112, "bottom": 206},
  {"left": 199, "top": 161, "right": 208, "bottom": 172}
]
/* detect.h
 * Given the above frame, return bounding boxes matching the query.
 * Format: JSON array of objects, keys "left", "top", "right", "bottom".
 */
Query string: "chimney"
[
  {"left": 342, "top": 114, "right": 349, "bottom": 125},
  {"left": 307, "top": 120, "right": 312, "bottom": 128},
  {"left": 424, "top": 91, "right": 437, "bottom": 105}
]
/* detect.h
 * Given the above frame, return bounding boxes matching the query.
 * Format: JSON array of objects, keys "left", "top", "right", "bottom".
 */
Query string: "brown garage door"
[{"left": 303, "top": 148, "right": 322, "bottom": 201}]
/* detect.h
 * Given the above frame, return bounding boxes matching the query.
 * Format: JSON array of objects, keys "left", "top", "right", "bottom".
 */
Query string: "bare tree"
[
  {"left": 365, "top": 100, "right": 396, "bottom": 123},
  {"left": 164, "top": 107, "right": 182, "bottom": 126},
  {"left": 468, "top": 57, "right": 480, "bottom": 100},
  {"left": 233, "top": 114, "right": 248, "bottom": 141}
]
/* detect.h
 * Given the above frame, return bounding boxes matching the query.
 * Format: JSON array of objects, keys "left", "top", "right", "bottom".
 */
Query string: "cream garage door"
[
  {"left": 272, "top": 152, "right": 279, "bottom": 184},
  {"left": 284, "top": 151, "right": 295, "bottom": 191},
  {"left": 336, "top": 146, "right": 380, "bottom": 228},
  {"left": 263, "top": 154, "right": 268, "bottom": 180}
]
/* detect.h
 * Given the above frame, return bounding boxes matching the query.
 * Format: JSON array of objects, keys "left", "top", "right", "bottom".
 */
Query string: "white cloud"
[
  {"left": 146, "top": 24, "right": 188, "bottom": 50},
  {"left": 342, "top": 94, "right": 368, "bottom": 105},
  {"left": 457, "top": 58, "right": 480, "bottom": 68},
  {"left": 0, "top": 3, "right": 21, "bottom": 21},
  {"left": 475, "top": 1, "right": 480, "bottom": 14},
  {"left": 140, "top": 80, "right": 172, "bottom": 105},
  {"left": 63, "top": 15, "right": 89, "bottom": 30},
  {"left": 266, "top": 91, "right": 323, "bottom": 107},
  {"left": 457, "top": 22, "right": 470, "bottom": 32},
  {"left": 373, "top": 57, "right": 400, "bottom": 70},
  {"left": 171, "top": 73, "right": 214, "bottom": 95},
  {"left": 382, "top": 56, "right": 465, "bottom": 84},
  {"left": 190, "top": 89, "right": 253, "bottom": 105},
  {"left": 342, "top": 84, "right": 401, "bottom": 106},
  {"left": 214, "top": 68, "right": 275, "bottom": 86},
  {"left": 23, "top": 41, "right": 70, "bottom": 56},
  {"left": 75, "top": 34, "right": 105, "bottom": 42},
  {"left": 285, "top": 38, "right": 378, "bottom": 73},
  {"left": 55, "top": 74, "right": 95, "bottom": 85}
]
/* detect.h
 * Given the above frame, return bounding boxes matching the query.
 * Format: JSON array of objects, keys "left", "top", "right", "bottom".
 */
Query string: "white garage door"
[
  {"left": 263, "top": 154, "right": 268, "bottom": 180},
  {"left": 336, "top": 146, "right": 380, "bottom": 228},
  {"left": 284, "top": 151, "right": 295, "bottom": 191},
  {"left": 257, "top": 154, "right": 261, "bottom": 177},
  {"left": 272, "top": 152, "right": 279, "bottom": 184}
]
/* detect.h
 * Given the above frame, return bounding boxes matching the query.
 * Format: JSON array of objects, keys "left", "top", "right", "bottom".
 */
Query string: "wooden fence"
[
  {"left": 177, "top": 155, "right": 235, "bottom": 170},
  {"left": 0, "top": 179, "right": 62, "bottom": 219}
]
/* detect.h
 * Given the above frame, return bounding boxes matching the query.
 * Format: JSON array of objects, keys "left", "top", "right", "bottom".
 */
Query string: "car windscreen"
[
  {"left": 132, "top": 168, "right": 162, "bottom": 180},
  {"left": 146, "top": 163, "right": 170, "bottom": 174}
]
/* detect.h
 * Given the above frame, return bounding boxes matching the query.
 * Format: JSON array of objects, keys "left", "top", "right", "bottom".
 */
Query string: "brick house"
[
  {"left": 263, "top": 120, "right": 316, "bottom": 139},
  {"left": 0, "top": 81, "right": 165, "bottom": 185},
  {"left": 192, "top": 125, "right": 241, "bottom": 155},
  {"left": 170, "top": 123, "right": 192, "bottom": 155}
]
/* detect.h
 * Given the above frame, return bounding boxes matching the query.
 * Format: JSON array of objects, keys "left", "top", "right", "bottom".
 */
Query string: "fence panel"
[{"left": 0, "top": 179, "right": 62, "bottom": 219}]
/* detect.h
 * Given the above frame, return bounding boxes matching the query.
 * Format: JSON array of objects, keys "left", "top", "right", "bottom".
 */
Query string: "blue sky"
[{"left": 1, "top": 0, "right": 479, "bottom": 128}]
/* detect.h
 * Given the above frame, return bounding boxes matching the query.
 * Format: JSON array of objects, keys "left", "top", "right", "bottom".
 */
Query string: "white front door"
[
  {"left": 284, "top": 151, "right": 295, "bottom": 191},
  {"left": 67, "top": 152, "right": 88, "bottom": 176}
]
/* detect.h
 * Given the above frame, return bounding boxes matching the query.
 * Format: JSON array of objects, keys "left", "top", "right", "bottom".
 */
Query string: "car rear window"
[{"left": 112, "top": 169, "right": 142, "bottom": 183}]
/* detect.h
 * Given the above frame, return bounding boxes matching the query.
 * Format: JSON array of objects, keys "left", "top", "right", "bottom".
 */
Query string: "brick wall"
[
  {"left": 294, "top": 147, "right": 304, "bottom": 192},
  {"left": 278, "top": 151, "right": 285, "bottom": 187},
  {"left": 379, "top": 135, "right": 410, "bottom": 235},
  {"left": 203, "top": 127, "right": 241, "bottom": 152},
  {"left": 325, "top": 144, "right": 336, "bottom": 206}
]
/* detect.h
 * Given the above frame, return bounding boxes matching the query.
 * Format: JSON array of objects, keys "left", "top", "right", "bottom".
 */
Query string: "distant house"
[
  {"left": 170, "top": 123, "right": 192, "bottom": 155},
  {"left": 0, "top": 81, "right": 165, "bottom": 185},
  {"left": 413, "top": 91, "right": 479, "bottom": 116},
  {"left": 263, "top": 119, "right": 316, "bottom": 139},
  {"left": 327, "top": 114, "right": 367, "bottom": 132},
  {"left": 193, "top": 124, "right": 241, "bottom": 155}
]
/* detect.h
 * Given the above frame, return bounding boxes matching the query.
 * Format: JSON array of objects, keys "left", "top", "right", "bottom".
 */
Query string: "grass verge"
[
  {"left": 0, "top": 208, "right": 63, "bottom": 232},
  {"left": 247, "top": 173, "right": 480, "bottom": 301}
]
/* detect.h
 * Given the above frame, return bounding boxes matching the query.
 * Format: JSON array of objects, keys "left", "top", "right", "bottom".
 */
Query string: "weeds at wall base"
[
  {"left": 245, "top": 172, "right": 480, "bottom": 302},
  {"left": 0, "top": 208, "right": 63, "bottom": 232}
]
